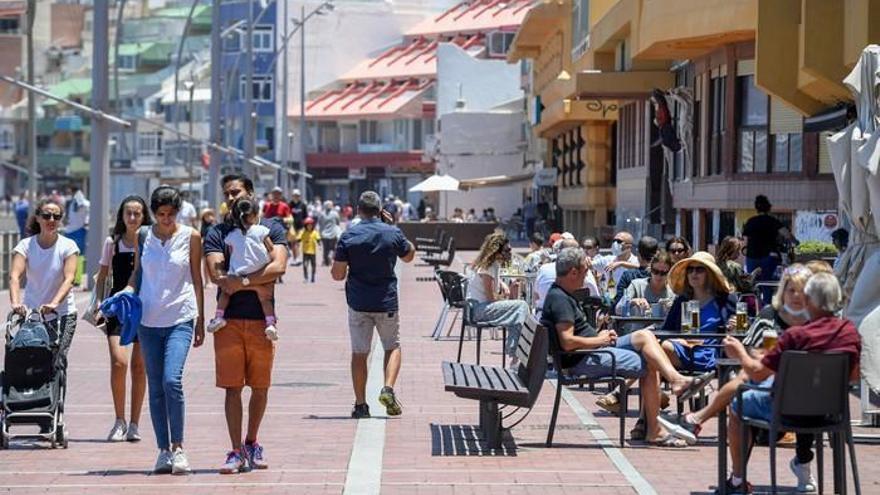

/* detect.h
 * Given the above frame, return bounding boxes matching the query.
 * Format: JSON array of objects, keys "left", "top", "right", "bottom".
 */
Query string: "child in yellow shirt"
[{"left": 298, "top": 218, "right": 321, "bottom": 283}]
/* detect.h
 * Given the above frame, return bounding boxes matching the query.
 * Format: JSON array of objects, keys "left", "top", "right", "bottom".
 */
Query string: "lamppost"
[{"left": 183, "top": 79, "right": 196, "bottom": 196}]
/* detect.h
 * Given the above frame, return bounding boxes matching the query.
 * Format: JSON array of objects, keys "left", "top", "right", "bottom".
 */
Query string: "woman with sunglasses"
[
  {"left": 93, "top": 196, "right": 152, "bottom": 442},
  {"left": 615, "top": 250, "right": 675, "bottom": 319},
  {"left": 660, "top": 251, "right": 737, "bottom": 373},
  {"left": 9, "top": 198, "right": 80, "bottom": 373},
  {"left": 665, "top": 236, "right": 692, "bottom": 264},
  {"left": 466, "top": 232, "right": 530, "bottom": 365}
]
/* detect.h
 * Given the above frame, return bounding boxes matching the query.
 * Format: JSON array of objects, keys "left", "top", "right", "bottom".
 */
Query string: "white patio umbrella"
[
  {"left": 409, "top": 174, "right": 460, "bottom": 219},
  {"left": 828, "top": 44, "right": 880, "bottom": 395}
]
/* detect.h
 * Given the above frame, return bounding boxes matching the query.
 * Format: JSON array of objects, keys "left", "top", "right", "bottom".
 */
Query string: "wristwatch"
[{"left": 241, "top": 276, "right": 251, "bottom": 287}]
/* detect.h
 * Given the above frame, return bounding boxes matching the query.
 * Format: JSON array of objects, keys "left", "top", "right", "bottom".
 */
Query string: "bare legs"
[
  {"left": 224, "top": 387, "right": 270, "bottom": 450},
  {"left": 107, "top": 336, "right": 145, "bottom": 425},
  {"left": 351, "top": 347, "right": 402, "bottom": 404}
]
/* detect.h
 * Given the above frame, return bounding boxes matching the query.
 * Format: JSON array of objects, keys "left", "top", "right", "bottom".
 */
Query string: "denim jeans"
[
  {"left": 138, "top": 320, "right": 193, "bottom": 450},
  {"left": 746, "top": 255, "right": 780, "bottom": 304}
]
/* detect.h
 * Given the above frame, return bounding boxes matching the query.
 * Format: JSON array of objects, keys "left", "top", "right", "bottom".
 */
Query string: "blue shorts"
[
  {"left": 569, "top": 336, "right": 646, "bottom": 379},
  {"left": 732, "top": 376, "right": 775, "bottom": 422}
]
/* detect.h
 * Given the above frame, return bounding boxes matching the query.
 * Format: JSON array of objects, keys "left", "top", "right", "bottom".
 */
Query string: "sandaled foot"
[
  {"left": 646, "top": 434, "right": 688, "bottom": 448},
  {"left": 676, "top": 371, "right": 715, "bottom": 401}
]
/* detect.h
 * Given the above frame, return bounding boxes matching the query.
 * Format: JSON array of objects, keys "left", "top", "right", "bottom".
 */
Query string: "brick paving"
[{"left": 0, "top": 251, "right": 877, "bottom": 494}]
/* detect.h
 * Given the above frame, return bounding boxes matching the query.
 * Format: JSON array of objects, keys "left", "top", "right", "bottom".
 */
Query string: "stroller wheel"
[
  {"left": 56, "top": 425, "right": 68, "bottom": 449},
  {"left": 0, "top": 427, "right": 7, "bottom": 449}
]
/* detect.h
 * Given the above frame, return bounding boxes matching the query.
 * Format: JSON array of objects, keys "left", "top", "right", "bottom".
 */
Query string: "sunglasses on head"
[
  {"left": 40, "top": 212, "right": 63, "bottom": 221},
  {"left": 686, "top": 265, "right": 707, "bottom": 274},
  {"left": 651, "top": 268, "right": 669, "bottom": 276}
]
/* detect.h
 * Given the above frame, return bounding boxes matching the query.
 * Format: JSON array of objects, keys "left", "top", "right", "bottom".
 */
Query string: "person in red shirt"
[
  {"left": 262, "top": 187, "right": 291, "bottom": 221},
  {"left": 720, "top": 272, "right": 861, "bottom": 494}
]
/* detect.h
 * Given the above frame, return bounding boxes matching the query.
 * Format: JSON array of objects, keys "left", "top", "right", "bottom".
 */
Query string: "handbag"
[{"left": 82, "top": 239, "right": 117, "bottom": 333}]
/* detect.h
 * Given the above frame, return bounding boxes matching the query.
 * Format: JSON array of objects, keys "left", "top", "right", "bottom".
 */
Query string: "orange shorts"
[{"left": 214, "top": 319, "right": 275, "bottom": 389}]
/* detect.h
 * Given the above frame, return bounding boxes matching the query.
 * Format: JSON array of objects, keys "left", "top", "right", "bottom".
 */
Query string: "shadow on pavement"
[{"left": 430, "top": 423, "right": 517, "bottom": 456}]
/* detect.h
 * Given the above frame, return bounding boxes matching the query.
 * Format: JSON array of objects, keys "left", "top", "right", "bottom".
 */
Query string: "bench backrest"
[{"left": 515, "top": 315, "right": 549, "bottom": 407}]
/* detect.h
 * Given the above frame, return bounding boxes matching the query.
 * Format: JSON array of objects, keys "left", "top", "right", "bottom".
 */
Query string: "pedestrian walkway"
[{"left": 0, "top": 256, "right": 877, "bottom": 494}]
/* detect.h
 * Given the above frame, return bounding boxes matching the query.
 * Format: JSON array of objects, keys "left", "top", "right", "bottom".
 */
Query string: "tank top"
[{"left": 139, "top": 226, "right": 198, "bottom": 328}]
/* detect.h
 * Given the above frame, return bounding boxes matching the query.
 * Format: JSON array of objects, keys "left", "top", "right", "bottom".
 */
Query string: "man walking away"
[
  {"left": 332, "top": 191, "right": 415, "bottom": 418},
  {"left": 287, "top": 189, "right": 308, "bottom": 266},
  {"left": 317, "top": 201, "right": 341, "bottom": 266}
]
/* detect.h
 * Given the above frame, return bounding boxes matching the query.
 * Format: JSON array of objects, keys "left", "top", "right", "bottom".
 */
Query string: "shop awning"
[{"left": 459, "top": 171, "right": 535, "bottom": 190}]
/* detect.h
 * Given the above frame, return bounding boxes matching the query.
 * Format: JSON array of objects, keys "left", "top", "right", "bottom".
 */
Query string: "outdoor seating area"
[{"left": 427, "top": 229, "right": 872, "bottom": 494}]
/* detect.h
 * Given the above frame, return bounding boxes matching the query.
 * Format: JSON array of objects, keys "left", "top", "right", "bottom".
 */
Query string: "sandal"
[
  {"left": 595, "top": 393, "right": 621, "bottom": 415},
  {"left": 647, "top": 434, "right": 688, "bottom": 448},
  {"left": 678, "top": 371, "right": 716, "bottom": 402}
]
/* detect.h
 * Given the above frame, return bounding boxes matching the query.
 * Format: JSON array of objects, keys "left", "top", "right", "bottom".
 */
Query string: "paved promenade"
[{"left": 0, "top": 254, "right": 877, "bottom": 494}]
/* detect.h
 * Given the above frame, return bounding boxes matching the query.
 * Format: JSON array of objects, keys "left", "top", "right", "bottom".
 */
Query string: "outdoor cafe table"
[
  {"left": 500, "top": 271, "right": 537, "bottom": 307},
  {"left": 610, "top": 315, "right": 665, "bottom": 334},
  {"left": 651, "top": 332, "right": 747, "bottom": 495}
]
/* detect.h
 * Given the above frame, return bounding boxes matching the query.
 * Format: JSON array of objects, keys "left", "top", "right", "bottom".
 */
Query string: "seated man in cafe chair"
[
  {"left": 718, "top": 273, "right": 861, "bottom": 494},
  {"left": 540, "top": 247, "right": 712, "bottom": 446}
]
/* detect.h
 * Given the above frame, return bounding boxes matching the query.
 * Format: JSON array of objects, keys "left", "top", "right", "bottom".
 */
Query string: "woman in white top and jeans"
[
  {"left": 466, "top": 233, "right": 529, "bottom": 363},
  {"left": 9, "top": 198, "right": 79, "bottom": 369},
  {"left": 129, "top": 186, "right": 205, "bottom": 475}
]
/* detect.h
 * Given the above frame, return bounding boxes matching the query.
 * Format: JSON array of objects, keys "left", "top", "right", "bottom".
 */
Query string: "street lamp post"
[
  {"left": 25, "top": 0, "right": 36, "bottom": 199},
  {"left": 298, "top": 3, "right": 307, "bottom": 202},
  {"left": 184, "top": 79, "right": 196, "bottom": 197}
]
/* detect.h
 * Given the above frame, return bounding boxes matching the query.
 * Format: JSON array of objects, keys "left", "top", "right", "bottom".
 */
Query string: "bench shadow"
[{"left": 430, "top": 423, "right": 517, "bottom": 457}]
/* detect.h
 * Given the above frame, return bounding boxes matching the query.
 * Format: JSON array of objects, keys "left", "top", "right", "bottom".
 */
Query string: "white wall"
[
  {"left": 436, "top": 111, "right": 525, "bottom": 220},
  {"left": 436, "top": 43, "right": 523, "bottom": 117}
]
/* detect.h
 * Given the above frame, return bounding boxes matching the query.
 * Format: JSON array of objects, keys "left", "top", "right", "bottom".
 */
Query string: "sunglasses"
[
  {"left": 686, "top": 266, "right": 707, "bottom": 274},
  {"left": 39, "top": 212, "right": 63, "bottom": 221},
  {"left": 651, "top": 268, "right": 669, "bottom": 276},
  {"left": 670, "top": 247, "right": 687, "bottom": 254}
]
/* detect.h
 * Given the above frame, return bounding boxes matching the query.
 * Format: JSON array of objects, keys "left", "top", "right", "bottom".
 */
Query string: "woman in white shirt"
[
  {"left": 466, "top": 233, "right": 529, "bottom": 362},
  {"left": 9, "top": 198, "right": 80, "bottom": 370},
  {"left": 129, "top": 186, "right": 204, "bottom": 475}
]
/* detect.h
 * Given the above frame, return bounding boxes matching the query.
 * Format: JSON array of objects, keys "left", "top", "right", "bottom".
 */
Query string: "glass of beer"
[
  {"left": 688, "top": 300, "right": 700, "bottom": 331},
  {"left": 681, "top": 311, "right": 692, "bottom": 334},
  {"left": 763, "top": 328, "right": 778, "bottom": 350},
  {"left": 735, "top": 302, "right": 749, "bottom": 332}
]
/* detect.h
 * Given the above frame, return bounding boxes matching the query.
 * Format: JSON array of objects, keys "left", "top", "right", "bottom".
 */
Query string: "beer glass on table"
[
  {"left": 762, "top": 328, "right": 779, "bottom": 351},
  {"left": 735, "top": 302, "right": 749, "bottom": 332}
]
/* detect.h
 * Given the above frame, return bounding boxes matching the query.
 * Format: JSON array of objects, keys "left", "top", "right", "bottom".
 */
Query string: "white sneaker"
[
  {"left": 107, "top": 419, "right": 127, "bottom": 442},
  {"left": 207, "top": 317, "right": 227, "bottom": 333},
  {"left": 789, "top": 457, "right": 817, "bottom": 493},
  {"left": 265, "top": 325, "right": 278, "bottom": 341},
  {"left": 126, "top": 422, "right": 141, "bottom": 442},
  {"left": 171, "top": 447, "right": 192, "bottom": 475},
  {"left": 154, "top": 449, "right": 173, "bottom": 474}
]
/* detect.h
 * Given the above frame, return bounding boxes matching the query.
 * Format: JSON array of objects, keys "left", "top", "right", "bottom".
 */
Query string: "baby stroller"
[{"left": 0, "top": 310, "right": 68, "bottom": 449}]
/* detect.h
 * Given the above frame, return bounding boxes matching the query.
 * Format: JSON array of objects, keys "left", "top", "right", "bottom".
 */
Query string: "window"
[
  {"left": 571, "top": 0, "right": 590, "bottom": 58},
  {"left": 252, "top": 26, "right": 273, "bottom": 52},
  {"left": 222, "top": 31, "right": 240, "bottom": 52},
  {"left": 138, "top": 132, "right": 163, "bottom": 157},
  {"left": 239, "top": 75, "right": 273, "bottom": 102},
  {"left": 118, "top": 55, "right": 137, "bottom": 71},
  {"left": 771, "top": 133, "right": 802, "bottom": 173},
  {"left": 708, "top": 75, "right": 726, "bottom": 175},
  {"left": 737, "top": 75, "right": 769, "bottom": 173},
  {"left": 0, "top": 18, "right": 20, "bottom": 34},
  {"left": 614, "top": 39, "right": 630, "bottom": 72},
  {"left": 0, "top": 129, "right": 13, "bottom": 150},
  {"left": 487, "top": 31, "right": 515, "bottom": 57},
  {"left": 359, "top": 120, "right": 379, "bottom": 144},
  {"left": 617, "top": 102, "right": 644, "bottom": 170}
]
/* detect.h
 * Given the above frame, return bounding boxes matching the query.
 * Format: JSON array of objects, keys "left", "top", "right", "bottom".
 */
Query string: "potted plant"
[{"left": 794, "top": 240, "right": 838, "bottom": 263}]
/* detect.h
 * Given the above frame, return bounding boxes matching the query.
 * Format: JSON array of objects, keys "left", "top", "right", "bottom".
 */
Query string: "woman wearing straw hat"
[{"left": 660, "top": 251, "right": 737, "bottom": 373}]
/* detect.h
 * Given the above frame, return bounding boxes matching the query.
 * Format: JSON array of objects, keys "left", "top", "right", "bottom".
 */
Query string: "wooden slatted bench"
[{"left": 441, "top": 316, "right": 547, "bottom": 448}]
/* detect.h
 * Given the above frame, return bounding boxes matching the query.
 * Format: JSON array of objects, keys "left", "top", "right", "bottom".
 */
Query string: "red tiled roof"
[
  {"left": 341, "top": 35, "right": 486, "bottom": 82},
  {"left": 406, "top": 0, "right": 534, "bottom": 37},
  {"left": 295, "top": 79, "right": 434, "bottom": 121},
  {"left": 0, "top": 1, "right": 26, "bottom": 19}
]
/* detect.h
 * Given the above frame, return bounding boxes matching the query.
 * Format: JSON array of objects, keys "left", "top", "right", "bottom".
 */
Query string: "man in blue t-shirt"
[
  {"left": 332, "top": 191, "right": 415, "bottom": 419},
  {"left": 203, "top": 174, "right": 289, "bottom": 474}
]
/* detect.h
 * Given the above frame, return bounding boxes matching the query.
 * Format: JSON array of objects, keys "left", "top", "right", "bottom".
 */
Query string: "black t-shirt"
[
  {"left": 288, "top": 200, "right": 308, "bottom": 229},
  {"left": 203, "top": 220, "right": 289, "bottom": 320},
  {"left": 540, "top": 283, "right": 597, "bottom": 368},
  {"left": 742, "top": 214, "right": 783, "bottom": 258}
]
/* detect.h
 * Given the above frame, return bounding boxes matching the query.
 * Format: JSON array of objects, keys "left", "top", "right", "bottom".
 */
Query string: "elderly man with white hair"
[{"left": 720, "top": 272, "right": 862, "bottom": 494}]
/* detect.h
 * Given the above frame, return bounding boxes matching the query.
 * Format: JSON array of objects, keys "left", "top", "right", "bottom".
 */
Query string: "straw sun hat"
[{"left": 667, "top": 251, "right": 733, "bottom": 295}]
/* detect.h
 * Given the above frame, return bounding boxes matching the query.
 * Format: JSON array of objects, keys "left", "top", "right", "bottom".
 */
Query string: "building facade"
[{"left": 512, "top": 0, "right": 847, "bottom": 248}]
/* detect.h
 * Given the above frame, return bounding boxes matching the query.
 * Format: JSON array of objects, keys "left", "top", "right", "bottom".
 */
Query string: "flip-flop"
[
  {"left": 677, "top": 371, "right": 716, "bottom": 402},
  {"left": 646, "top": 434, "right": 688, "bottom": 448}
]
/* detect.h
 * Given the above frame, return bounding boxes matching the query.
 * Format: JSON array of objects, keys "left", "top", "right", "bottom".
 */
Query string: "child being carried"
[{"left": 208, "top": 197, "right": 279, "bottom": 341}]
